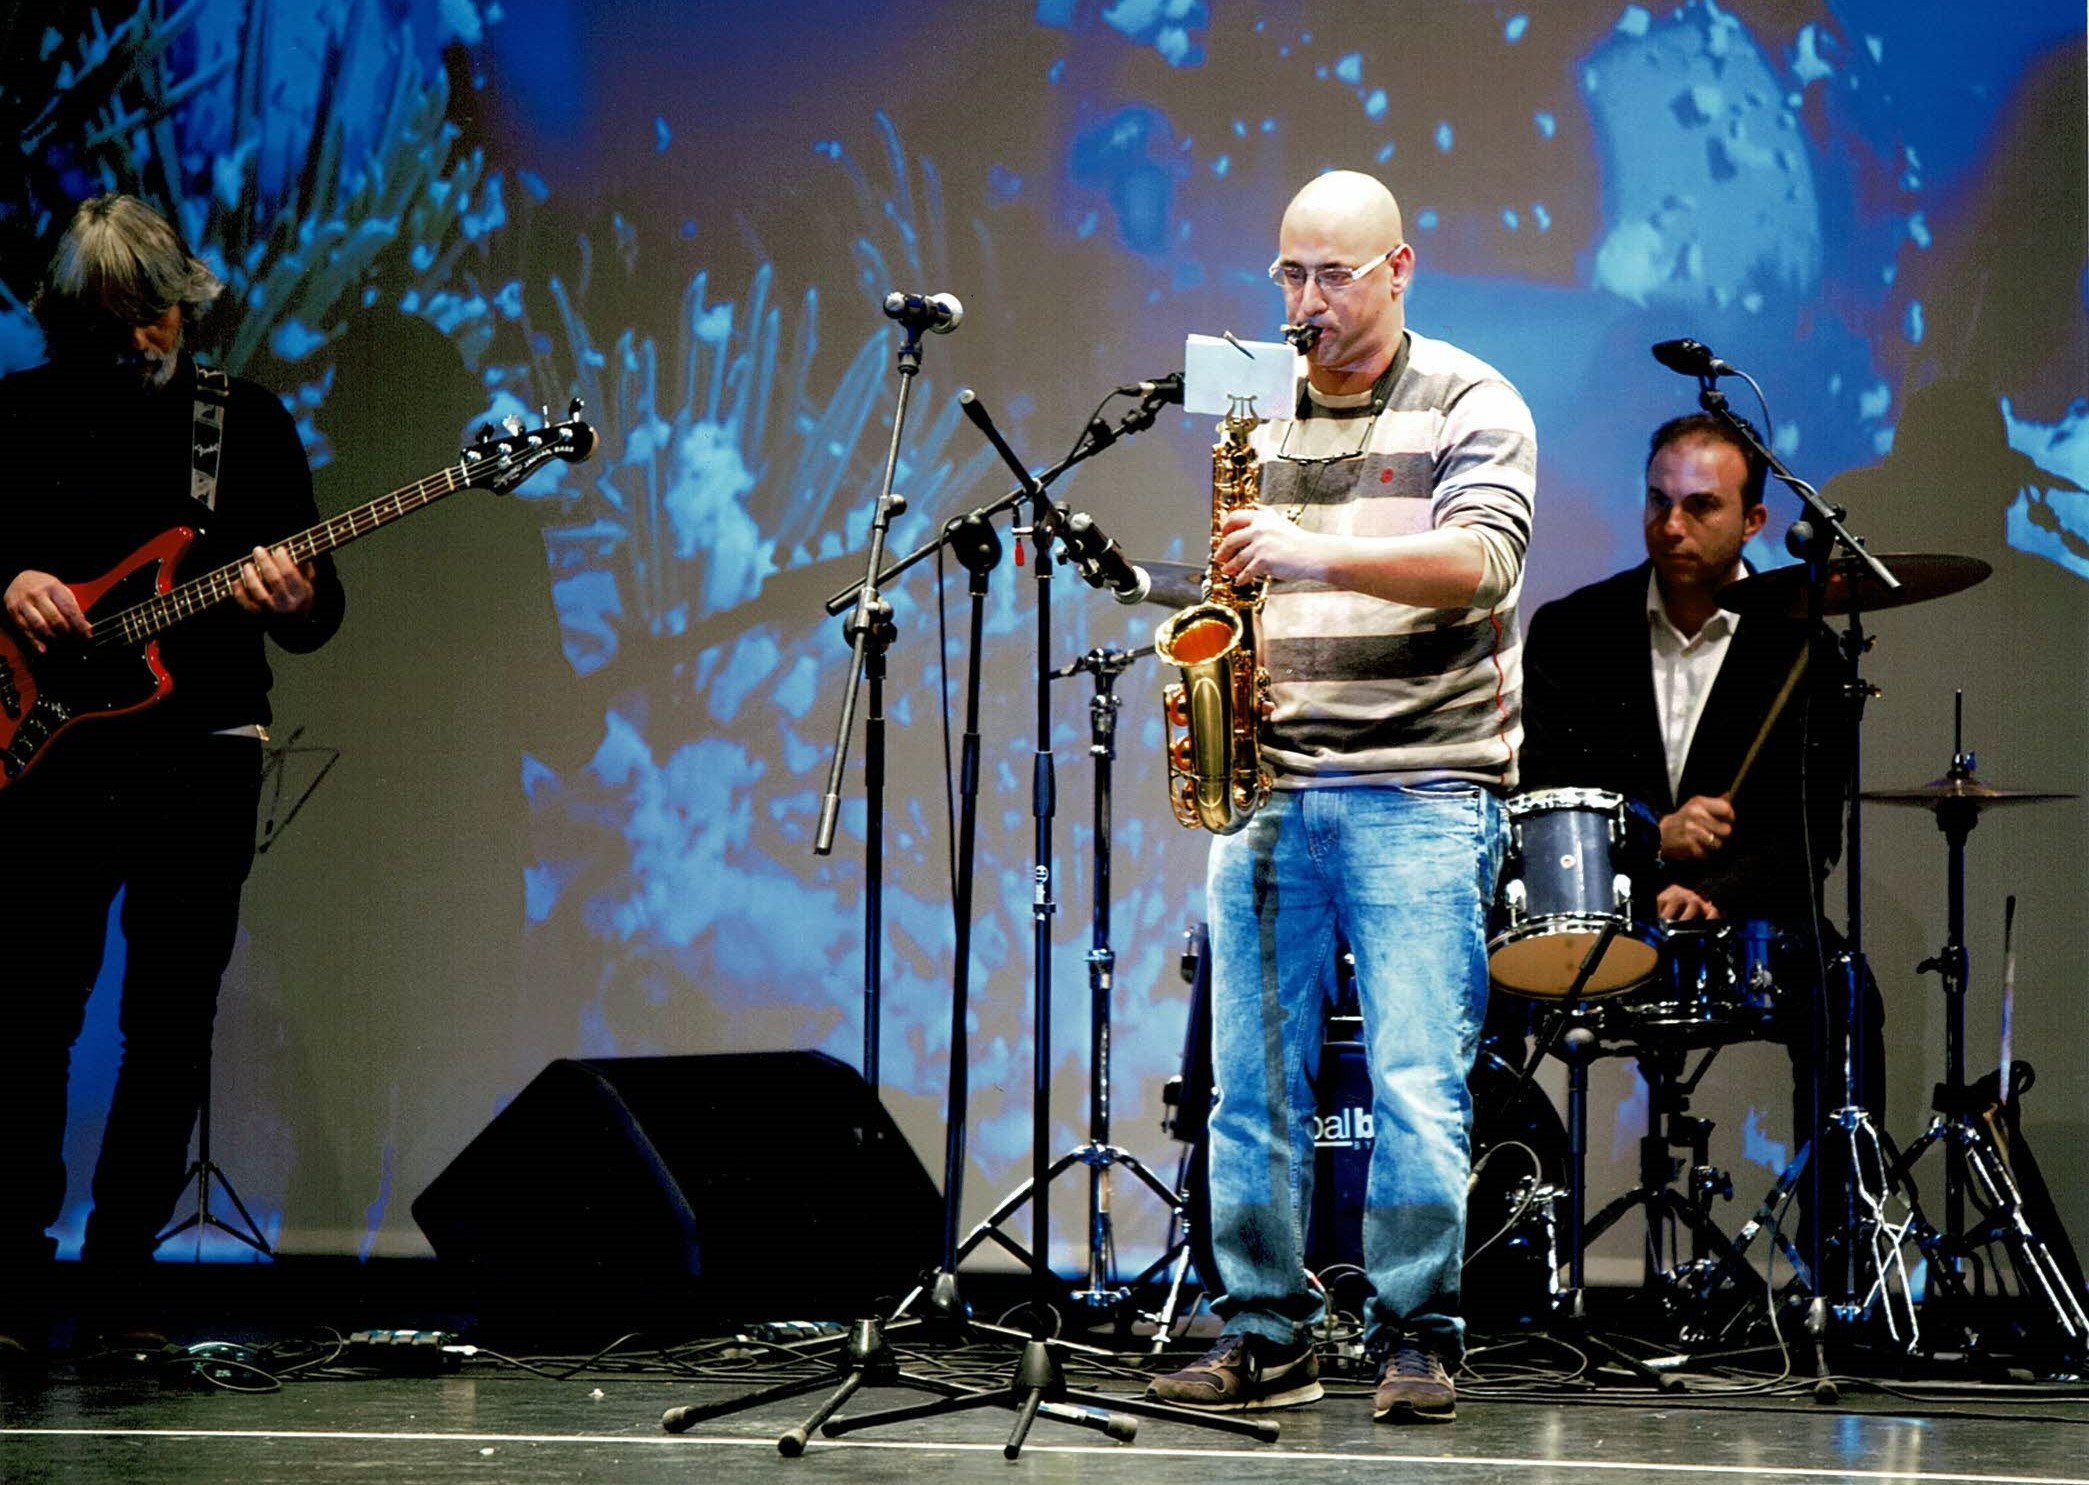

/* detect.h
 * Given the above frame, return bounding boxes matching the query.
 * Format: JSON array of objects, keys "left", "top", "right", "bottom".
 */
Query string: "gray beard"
[{"left": 139, "top": 343, "right": 180, "bottom": 390}]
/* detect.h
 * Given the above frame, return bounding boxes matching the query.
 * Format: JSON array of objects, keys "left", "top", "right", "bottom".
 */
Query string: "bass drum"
[{"left": 1176, "top": 1041, "right": 1564, "bottom": 1331}]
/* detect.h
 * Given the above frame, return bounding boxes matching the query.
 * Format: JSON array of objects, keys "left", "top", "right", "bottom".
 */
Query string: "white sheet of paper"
[{"left": 1183, "top": 333, "right": 1297, "bottom": 419}]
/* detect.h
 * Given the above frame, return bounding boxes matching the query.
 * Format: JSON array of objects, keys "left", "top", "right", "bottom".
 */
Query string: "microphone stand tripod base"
[
  {"left": 820, "top": 1336, "right": 1279, "bottom": 1460},
  {"left": 660, "top": 1318, "right": 988, "bottom": 1458}
]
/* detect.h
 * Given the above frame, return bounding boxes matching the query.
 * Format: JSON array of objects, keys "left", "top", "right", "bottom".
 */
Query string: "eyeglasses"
[
  {"left": 1266, "top": 246, "right": 1399, "bottom": 292},
  {"left": 1275, "top": 413, "right": 1374, "bottom": 467}
]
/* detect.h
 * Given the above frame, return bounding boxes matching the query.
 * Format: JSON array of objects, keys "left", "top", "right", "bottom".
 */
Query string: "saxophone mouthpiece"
[{"left": 1281, "top": 322, "right": 1323, "bottom": 353}]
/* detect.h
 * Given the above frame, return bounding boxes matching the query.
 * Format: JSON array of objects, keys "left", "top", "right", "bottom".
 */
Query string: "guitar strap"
[
  {"left": 190, "top": 365, "right": 264, "bottom": 740},
  {"left": 190, "top": 364, "right": 230, "bottom": 512}
]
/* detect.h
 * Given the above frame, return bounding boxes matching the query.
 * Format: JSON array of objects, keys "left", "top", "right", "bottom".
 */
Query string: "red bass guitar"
[{"left": 0, "top": 404, "right": 595, "bottom": 789}]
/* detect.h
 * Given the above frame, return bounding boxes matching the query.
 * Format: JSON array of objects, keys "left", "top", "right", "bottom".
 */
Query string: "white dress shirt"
[{"left": 1647, "top": 566, "right": 1745, "bottom": 803}]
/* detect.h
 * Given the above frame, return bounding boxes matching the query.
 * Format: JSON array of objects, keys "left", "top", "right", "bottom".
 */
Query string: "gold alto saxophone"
[{"left": 1155, "top": 395, "right": 1274, "bottom": 834}]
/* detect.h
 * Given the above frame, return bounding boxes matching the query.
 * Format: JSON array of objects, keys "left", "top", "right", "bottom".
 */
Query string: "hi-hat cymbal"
[
  {"left": 1717, "top": 553, "right": 1992, "bottom": 618},
  {"left": 1138, "top": 558, "right": 1209, "bottom": 610},
  {"left": 1862, "top": 773, "right": 2078, "bottom": 811}
]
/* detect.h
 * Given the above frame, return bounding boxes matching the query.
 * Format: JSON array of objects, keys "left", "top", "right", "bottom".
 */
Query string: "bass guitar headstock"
[{"left": 462, "top": 399, "right": 598, "bottom": 494}]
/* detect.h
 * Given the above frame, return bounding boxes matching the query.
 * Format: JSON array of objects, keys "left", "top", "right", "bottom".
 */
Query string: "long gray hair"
[{"left": 30, "top": 194, "right": 224, "bottom": 355}]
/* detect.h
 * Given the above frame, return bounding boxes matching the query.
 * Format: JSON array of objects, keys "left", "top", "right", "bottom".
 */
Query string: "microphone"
[
  {"left": 1063, "top": 511, "right": 1152, "bottom": 605},
  {"left": 883, "top": 290, "right": 964, "bottom": 335},
  {"left": 1116, "top": 371, "right": 1185, "bottom": 404},
  {"left": 1651, "top": 338, "right": 1735, "bottom": 378},
  {"left": 1281, "top": 322, "right": 1322, "bottom": 352}
]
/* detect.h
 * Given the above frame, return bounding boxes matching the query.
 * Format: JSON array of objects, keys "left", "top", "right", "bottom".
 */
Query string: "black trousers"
[{"left": 0, "top": 729, "right": 261, "bottom": 1276}]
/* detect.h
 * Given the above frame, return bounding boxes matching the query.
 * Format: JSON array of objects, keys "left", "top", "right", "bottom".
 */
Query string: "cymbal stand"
[
  {"left": 1890, "top": 702, "right": 2089, "bottom": 1355},
  {"left": 1697, "top": 377, "right": 1927, "bottom": 1350}
]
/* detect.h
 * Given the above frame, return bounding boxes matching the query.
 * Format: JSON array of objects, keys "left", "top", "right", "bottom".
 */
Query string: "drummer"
[{"left": 1517, "top": 412, "right": 1882, "bottom": 1276}]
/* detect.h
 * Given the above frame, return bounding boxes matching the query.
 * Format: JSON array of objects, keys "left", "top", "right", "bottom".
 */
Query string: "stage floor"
[
  {"left": 7, "top": 1353, "right": 2089, "bottom": 1484},
  {"left": 5, "top": 1263, "right": 2086, "bottom": 1483}
]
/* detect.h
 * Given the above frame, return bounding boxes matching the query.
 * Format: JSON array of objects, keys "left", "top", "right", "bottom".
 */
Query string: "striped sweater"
[{"left": 1249, "top": 329, "right": 1536, "bottom": 790}]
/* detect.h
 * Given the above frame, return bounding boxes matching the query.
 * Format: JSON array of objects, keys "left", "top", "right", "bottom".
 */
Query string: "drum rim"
[
  {"left": 1505, "top": 786, "right": 1661, "bottom": 829},
  {"left": 1506, "top": 785, "right": 1627, "bottom": 815}
]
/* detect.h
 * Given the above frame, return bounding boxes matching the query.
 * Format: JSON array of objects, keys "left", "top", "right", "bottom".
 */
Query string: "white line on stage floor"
[{"left": 4, "top": 1427, "right": 2086, "bottom": 1484}]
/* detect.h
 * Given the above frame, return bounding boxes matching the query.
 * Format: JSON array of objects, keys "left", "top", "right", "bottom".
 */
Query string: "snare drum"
[{"left": 1489, "top": 788, "right": 1660, "bottom": 1001}]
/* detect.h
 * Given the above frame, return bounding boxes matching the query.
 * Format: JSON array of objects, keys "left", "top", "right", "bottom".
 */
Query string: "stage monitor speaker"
[{"left": 411, "top": 1050, "right": 940, "bottom": 1322}]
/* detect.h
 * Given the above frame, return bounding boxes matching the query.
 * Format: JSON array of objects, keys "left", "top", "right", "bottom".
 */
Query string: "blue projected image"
[{"left": 4, "top": 0, "right": 2082, "bottom": 1273}]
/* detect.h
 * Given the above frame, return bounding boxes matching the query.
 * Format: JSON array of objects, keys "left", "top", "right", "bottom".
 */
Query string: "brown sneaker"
[
  {"left": 1147, "top": 1334, "right": 1323, "bottom": 1411},
  {"left": 1373, "top": 1339, "right": 1456, "bottom": 1422}
]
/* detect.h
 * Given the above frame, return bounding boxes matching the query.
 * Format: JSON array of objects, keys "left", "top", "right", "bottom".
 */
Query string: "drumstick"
[{"left": 1724, "top": 644, "right": 1811, "bottom": 801}]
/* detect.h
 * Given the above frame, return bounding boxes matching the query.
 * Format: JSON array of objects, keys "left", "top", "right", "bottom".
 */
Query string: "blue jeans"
[{"left": 1204, "top": 782, "right": 1507, "bottom": 1357}]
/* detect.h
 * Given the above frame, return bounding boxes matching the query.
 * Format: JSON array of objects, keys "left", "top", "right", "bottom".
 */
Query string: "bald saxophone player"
[{"left": 1150, "top": 171, "right": 1536, "bottom": 1423}]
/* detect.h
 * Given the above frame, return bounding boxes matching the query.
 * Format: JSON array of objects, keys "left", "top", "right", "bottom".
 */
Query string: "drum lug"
[
  {"left": 1503, "top": 878, "right": 1526, "bottom": 923},
  {"left": 1613, "top": 874, "right": 1632, "bottom": 914}
]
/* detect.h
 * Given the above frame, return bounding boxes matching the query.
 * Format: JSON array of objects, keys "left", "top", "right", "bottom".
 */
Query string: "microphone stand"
[
  {"left": 1693, "top": 375, "right": 1925, "bottom": 1353},
  {"left": 663, "top": 310, "right": 989, "bottom": 1457},
  {"left": 824, "top": 390, "right": 1277, "bottom": 1459},
  {"left": 812, "top": 309, "right": 926, "bottom": 1102},
  {"left": 873, "top": 389, "right": 1178, "bottom": 1338},
  {"left": 1056, "top": 643, "right": 1190, "bottom": 1323}
]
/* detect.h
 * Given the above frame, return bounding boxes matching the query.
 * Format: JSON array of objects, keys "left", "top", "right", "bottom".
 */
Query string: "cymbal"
[
  {"left": 1138, "top": 558, "right": 1209, "bottom": 610},
  {"left": 1717, "top": 553, "right": 1992, "bottom": 618},
  {"left": 1862, "top": 773, "right": 2078, "bottom": 810}
]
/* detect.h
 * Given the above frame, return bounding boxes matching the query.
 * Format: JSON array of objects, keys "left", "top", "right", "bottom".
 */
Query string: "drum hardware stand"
[
  {"left": 157, "top": 729, "right": 340, "bottom": 1259},
  {"left": 824, "top": 391, "right": 1275, "bottom": 1458},
  {"left": 1883, "top": 700, "right": 2089, "bottom": 1357},
  {"left": 1578, "top": 1040, "right": 1751, "bottom": 1318},
  {"left": 1490, "top": 925, "right": 1679, "bottom": 1388}
]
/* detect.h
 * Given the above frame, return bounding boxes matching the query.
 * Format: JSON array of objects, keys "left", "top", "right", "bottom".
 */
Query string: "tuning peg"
[
  {"left": 476, "top": 424, "right": 497, "bottom": 444},
  {"left": 502, "top": 413, "right": 525, "bottom": 436},
  {"left": 540, "top": 404, "right": 551, "bottom": 426},
  {"left": 567, "top": 396, "right": 585, "bottom": 418}
]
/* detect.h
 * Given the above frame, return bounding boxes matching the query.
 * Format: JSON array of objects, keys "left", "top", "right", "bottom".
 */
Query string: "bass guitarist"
[{"left": 0, "top": 194, "right": 343, "bottom": 1360}]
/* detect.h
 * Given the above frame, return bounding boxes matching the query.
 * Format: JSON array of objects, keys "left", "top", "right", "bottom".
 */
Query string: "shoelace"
[{"left": 1385, "top": 1343, "right": 1442, "bottom": 1378}]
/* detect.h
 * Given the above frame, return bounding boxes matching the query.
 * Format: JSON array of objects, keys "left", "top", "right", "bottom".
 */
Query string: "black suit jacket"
[{"left": 1519, "top": 563, "right": 1848, "bottom": 925}]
